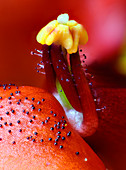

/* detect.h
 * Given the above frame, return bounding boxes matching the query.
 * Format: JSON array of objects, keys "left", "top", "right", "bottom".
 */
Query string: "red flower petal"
[{"left": 85, "top": 87, "right": 126, "bottom": 170}]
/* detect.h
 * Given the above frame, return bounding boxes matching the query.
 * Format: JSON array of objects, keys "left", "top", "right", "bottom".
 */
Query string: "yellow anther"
[
  {"left": 59, "top": 24, "right": 73, "bottom": 50},
  {"left": 36, "top": 14, "right": 88, "bottom": 54},
  {"left": 67, "top": 20, "right": 77, "bottom": 27},
  {"left": 36, "top": 20, "right": 58, "bottom": 44}
]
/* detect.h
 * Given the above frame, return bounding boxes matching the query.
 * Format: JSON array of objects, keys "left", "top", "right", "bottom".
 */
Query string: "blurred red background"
[
  {"left": 0, "top": 0, "right": 126, "bottom": 170},
  {"left": 0, "top": 0, "right": 126, "bottom": 87}
]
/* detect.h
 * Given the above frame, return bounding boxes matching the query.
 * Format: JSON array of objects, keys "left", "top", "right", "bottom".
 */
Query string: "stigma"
[{"left": 36, "top": 13, "right": 88, "bottom": 54}]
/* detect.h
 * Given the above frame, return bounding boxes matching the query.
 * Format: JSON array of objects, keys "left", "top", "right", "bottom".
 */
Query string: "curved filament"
[
  {"left": 50, "top": 44, "right": 82, "bottom": 112},
  {"left": 70, "top": 52, "right": 98, "bottom": 136},
  {"left": 41, "top": 45, "right": 56, "bottom": 93}
]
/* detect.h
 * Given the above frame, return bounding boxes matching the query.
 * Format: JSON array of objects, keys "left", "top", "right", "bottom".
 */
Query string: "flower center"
[{"left": 32, "top": 14, "right": 98, "bottom": 137}]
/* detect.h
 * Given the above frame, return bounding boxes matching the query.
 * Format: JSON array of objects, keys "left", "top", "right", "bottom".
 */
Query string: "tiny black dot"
[
  {"left": 32, "top": 106, "right": 35, "bottom": 110},
  {"left": 37, "top": 101, "right": 41, "bottom": 104},
  {"left": 50, "top": 127, "right": 54, "bottom": 130},
  {"left": 50, "top": 110, "right": 53, "bottom": 114},
  {"left": 17, "top": 120, "right": 21, "bottom": 124},
  {"left": 8, "top": 97, "right": 11, "bottom": 100},
  {"left": 25, "top": 97, "right": 28, "bottom": 100},
  {"left": 22, "top": 109, "right": 25, "bottom": 113},
  {"left": 18, "top": 99, "right": 21, "bottom": 102},
  {"left": 17, "top": 102, "right": 20, "bottom": 105},
  {"left": 15, "top": 91, "right": 18, "bottom": 94},
  {"left": 49, "top": 138, "right": 52, "bottom": 141},
  {"left": 32, "top": 139, "right": 35, "bottom": 142},
  {"left": 83, "top": 54, "right": 86, "bottom": 59},
  {"left": 45, "top": 120, "right": 48, "bottom": 123},
  {"left": 80, "top": 49, "right": 82, "bottom": 52},
  {"left": 75, "top": 152, "right": 79, "bottom": 155},
  {"left": 6, "top": 111, "right": 9, "bottom": 115},
  {"left": 55, "top": 138, "right": 58, "bottom": 142},
  {"left": 61, "top": 126, "right": 65, "bottom": 129},
  {"left": 9, "top": 123, "right": 12, "bottom": 126},
  {"left": 54, "top": 142, "right": 57, "bottom": 145},
  {"left": 54, "top": 124, "right": 57, "bottom": 127},
  {"left": 0, "top": 97, "right": 2, "bottom": 99},
  {"left": 40, "top": 139, "right": 44, "bottom": 142},
  {"left": 27, "top": 137, "right": 30, "bottom": 140},
  {"left": 8, "top": 130, "right": 11, "bottom": 133},
  {"left": 10, "top": 93, "right": 13, "bottom": 96},
  {"left": 67, "top": 131, "right": 71, "bottom": 136},
  {"left": 57, "top": 135, "right": 61, "bottom": 139},
  {"left": 62, "top": 136, "right": 65, "bottom": 140},
  {"left": 41, "top": 121, "right": 44, "bottom": 125},
  {"left": 53, "top": 114, "right": 57, "bottom": 117},
  {"left": 38, "top": 108, "right": 41, "bottom": 112},
  {"left": 9, "top": 101, "right": 12, "bottom": 104},
  {"left": 32, "top": 98, "right": 35, "bottom": 101},
  {"left": 0, "top": 117, "right": 2, "bottom": 120},
  {"left": 57, "top": 131, "right": 61, "bottom": 134},
  {"left": 34, "top": 132, "right": 38, "bottom": 135},
  {"left": 57, "top": 126, "right": 60, "bottom": 129},
  {"left": 11, "top": 110, "right": 15, "bottom": 113},
  {"left": 29, "top": 119, "right": 33, "bottom": 123},
  {"left": 59, "top": 145, "right": 63, "bottom": 149},
  {"left": 62, "top": 116, "right": 64, "bottom": 119},
  {"left": 42, "top": 98, "right": 45, "bottom": 102},
  {"left": 47, "top": 117, "right": 50, "bottom": 120},
  {"left": 12, "top": 141, "right": 16, "bottom": 144},
  {"left": 57, "top": 122, "right": 60, "bottom": 125},
  {"left": 0, "top": 138, "right": 2, "bottom": 141},
  {"left": 0, "top": 124, "right": 2, "bottom": 128},
  {"left": 19, "top": 129, "right": 22, "bottom": 132},
  {"left": 33, "top": 116, "right": 36, "bottom": 119},
  {"left": 4, "top": 122, "right": 7, "bottom": 125},
  {"left": 26, "top": 111, "right": 29, "bottom": 115}
]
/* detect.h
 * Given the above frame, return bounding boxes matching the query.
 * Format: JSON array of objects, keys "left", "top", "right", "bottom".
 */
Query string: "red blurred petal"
[{"left": 86, "top": 87, "right": 126, "bottom": 170}]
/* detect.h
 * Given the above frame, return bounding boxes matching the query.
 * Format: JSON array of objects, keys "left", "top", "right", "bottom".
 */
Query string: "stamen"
[
  {"left": 31, "top": 51, "right": 43, "bottom": 57},
  {"left": 37, "top": 63, "right": 45, "bottom": 69},
  {"left": 96, "top": 106, "right": 106, "bottom": 112},
  {"left": 35, "top": 69, "right": 46, "bottom": 75},
  {"left": 35, "top": 49, "right": 43, "bottom": 54}
]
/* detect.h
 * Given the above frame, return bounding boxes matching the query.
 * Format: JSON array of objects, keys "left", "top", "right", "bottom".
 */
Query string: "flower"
[
  {"left": 34, "top": 13, "right": 126, "bottom": 170},
  {"left": 0, "top": 1, "right": 126, "bottom": 169}
]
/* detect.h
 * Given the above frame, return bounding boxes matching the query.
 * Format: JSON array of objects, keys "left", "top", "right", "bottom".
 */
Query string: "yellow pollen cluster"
[{"left": 36, "top": 13, "right": 88, "bottom": 54}]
